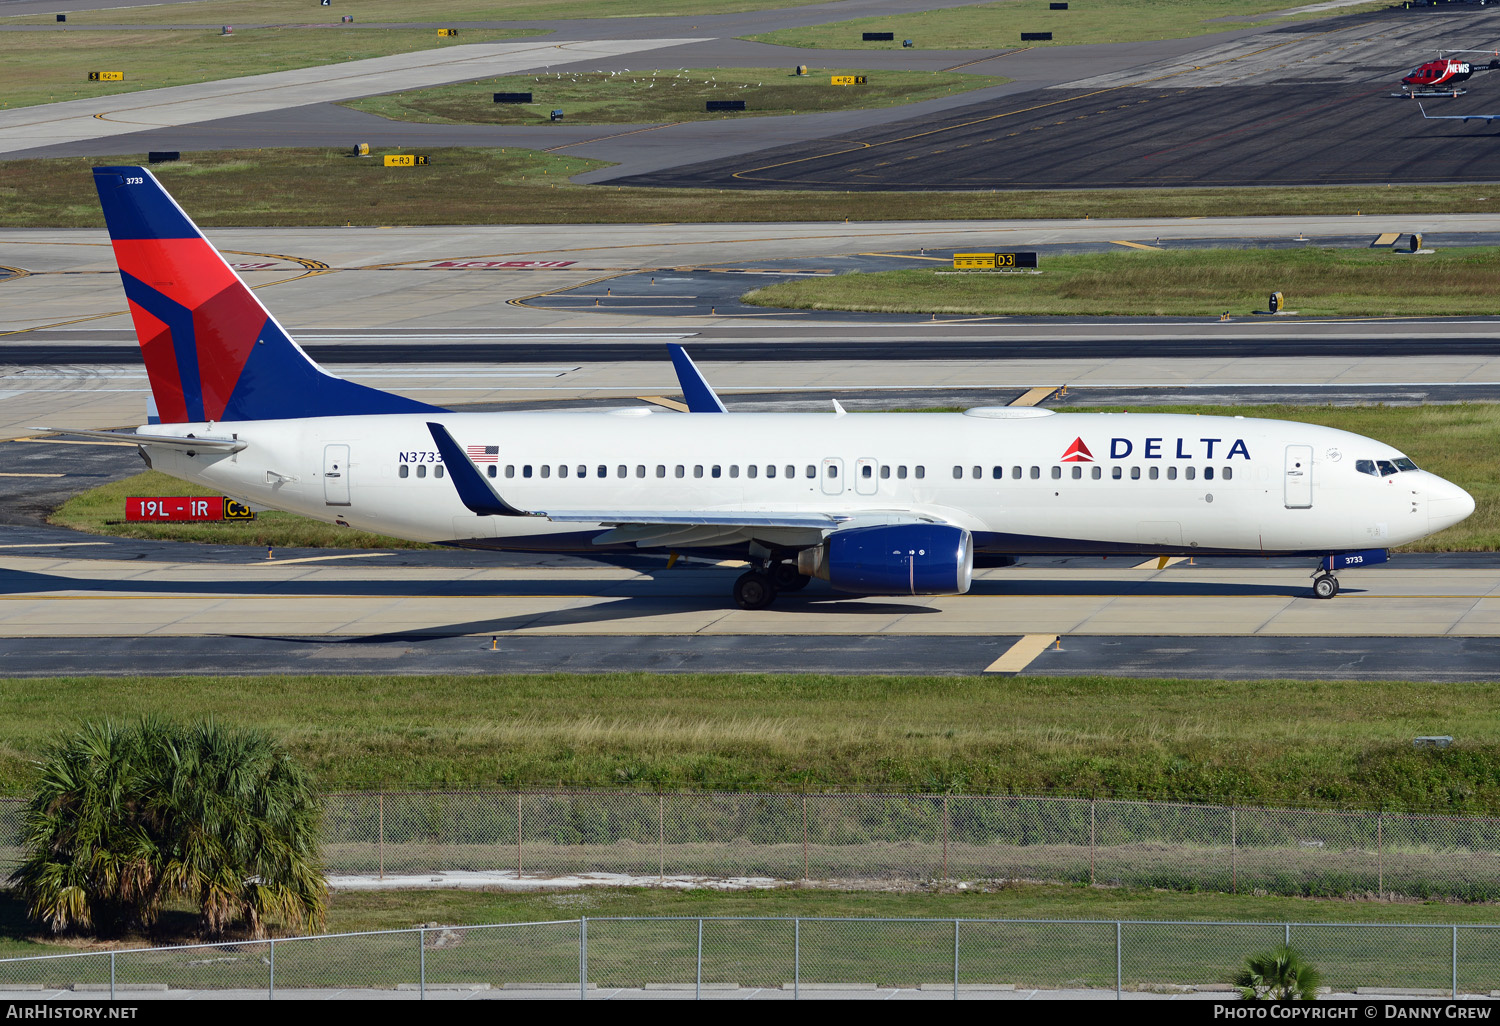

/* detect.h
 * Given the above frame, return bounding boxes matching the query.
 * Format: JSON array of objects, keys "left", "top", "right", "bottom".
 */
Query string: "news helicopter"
[{"left": 1398, "top": 50, "right": 1500, "bottom": 95}]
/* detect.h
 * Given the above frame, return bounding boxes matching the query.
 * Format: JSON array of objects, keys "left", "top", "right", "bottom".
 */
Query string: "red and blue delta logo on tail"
[{"left": 93, "top": 167, "right": 439, "bottom": 424}]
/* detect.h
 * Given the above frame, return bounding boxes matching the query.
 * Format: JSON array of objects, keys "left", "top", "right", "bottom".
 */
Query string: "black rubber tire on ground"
[
  {"left": 1312, "top": 574, "right": 1339, "bottom": 600},
  {"left": 734, "top": 571, "right": 777, "bottom": 610},
  {"left": 771, "top": 563, "right": 811, "bottom": 591}
]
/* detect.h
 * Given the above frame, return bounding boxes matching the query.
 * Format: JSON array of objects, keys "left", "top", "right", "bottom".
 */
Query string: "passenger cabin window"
[
  {"left": 729, "top": 466, "right": 738, "bottom": 479},
  {"left": 880, "top": 466, "right": 890, "bottom": 479},
  {"left": 506, "top": 465, "right": 516, "bottom": 479},
  {"left": 1166, "top": 467, "right": 1176, "bottom": 480},
  {"left": 635, "top": 465, "right": 645, "bottom": 478},
  {"left": 1204, "top": 467, "right": 1214, "bottom": 481},
  {"left": 1051, "top": 466, "right": 1061, "bottom": 480},
  {"left": 915, "top": 466, "right": 926, "bottom": 479},
  {"left": 487, "top": 465, "right": 497, "bottom": 479},
  {"left": 1071, "top": 466, "right": 1082, "bottom": 480},
  {"left": 806, "top": 465, "right": 816, "bottom": 479},
  {"left": 435, "top": 466, "right": 445, "bottom": 479},
  {"left": 897, "top": 466, "right": 908, "bottom": 479},
  {"left": 1149, "top": 467, "right": 1159, "bottom": 480},
  {"left": 524, "top": 465, "right": 533, "bottom": 478},
  {"left": 748, "top": 465, "right": 758, "bottom": 479},
  {"left": 541, "top": 466, "right": 551, "bottom": 479},
  {"left": 1091, "top": 466, "right": 1101, "bottom": 480},
  {"left": 417, "top": 465, "right": 427, "bottom": 479},
  {"left": 953, "top": 466, "right": 963, "bottom": 480},
  {"left": 861, "top": 465, "right": 872, "bottom": 479},
  {"left": 767, "top": 465, "right": 777, "bottom": 478},
  {"left": 694, "top": 465, "right": 703, "bottom": 479},
  {"left": 617, "top": 465, "right": 626, "bottom": 478},
  {"left": 1130, "top": 467, "right": 1140, "bottom": 480},
  {"left": 1111, "top": 467, "right": 1121, "bottom": 480},
  {"left": 657, "top": 465, "right": 666, "bottom": 478},
  {"left": 675, "top": 466, "right": 685, "bottom": 478},
  {"left": 992, "top": 466, "right": 1003, "bottom": 480},
  {"left": 558, "top": 465, "right": 568, "bottom": 478},
  {"left": 1011, "top": 466, "right": 1022, "bottom": 480},
  {"left": 1029, "top": 466, "right": 1040, "bottom": 480},
  {"left": 399, "top": 465, "right": 409, "bottom": 479},
  {"left": 972, "top": 466, "right": 982, "bottom": 479},
  {"left": 1222, "top": 467, "right": 1232, "bottom": 480},
  {"left": 1185, "top": 466, "right": 1196, "bottom": 480},
  {"left": 786, "top": 465, "right": 796, "bottom": 479}
]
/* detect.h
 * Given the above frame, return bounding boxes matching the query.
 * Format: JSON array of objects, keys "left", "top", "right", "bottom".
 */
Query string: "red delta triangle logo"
[{"left": 1060, "top": 437, "right": 1094, "bottom": 463}]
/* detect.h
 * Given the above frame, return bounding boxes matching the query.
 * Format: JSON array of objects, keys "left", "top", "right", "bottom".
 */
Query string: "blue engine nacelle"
[{"left": 797, "top": 523, "right": 974, "bottom": 595}]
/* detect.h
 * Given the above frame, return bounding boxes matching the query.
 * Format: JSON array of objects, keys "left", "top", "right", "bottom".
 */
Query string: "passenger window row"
[
  {"left": 397, "top": 465, "right": 445, "bottom": 479},
  {"left": 955, "top": 464, "right": 1235, "bottom": 482}
]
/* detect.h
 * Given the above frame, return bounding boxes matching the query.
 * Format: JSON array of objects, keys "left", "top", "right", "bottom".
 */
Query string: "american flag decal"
[{"left": 466, "top": 445, "right": 499, "bottom": 463}]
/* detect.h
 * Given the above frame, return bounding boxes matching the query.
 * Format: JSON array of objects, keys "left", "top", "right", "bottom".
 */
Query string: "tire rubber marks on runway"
[{"left": 984, "top": 634, "right": 1058, "bottom": 674}]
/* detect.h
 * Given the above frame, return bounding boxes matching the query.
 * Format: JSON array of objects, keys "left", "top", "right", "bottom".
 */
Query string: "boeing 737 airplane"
[{"left": 51, "top": 167, "right": 1475, "bottom": 609}]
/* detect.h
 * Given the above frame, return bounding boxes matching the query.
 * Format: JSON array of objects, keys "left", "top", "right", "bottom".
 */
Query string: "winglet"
[
  {"left": 426, "top": 422, "right": 530, "bottom": 517},
  {"left": 667, "top": 344, "right": 727, "bottom": 413}
]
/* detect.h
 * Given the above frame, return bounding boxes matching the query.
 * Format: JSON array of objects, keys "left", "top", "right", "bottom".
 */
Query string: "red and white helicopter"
[{"left": 1399, "top": 51, "right": 1500, "bottom": 95}]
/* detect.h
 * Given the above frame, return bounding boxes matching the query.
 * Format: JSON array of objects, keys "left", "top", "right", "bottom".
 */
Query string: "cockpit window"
[
  {"left": 1377, "top": 460, "right": 1399, "bottom": 477},
  {"left": 1394, "top": 457, "right": 1419, "bottom": 472},
  {"left": 1355, "top": 459, "right": 1377, "bottom": 476}
]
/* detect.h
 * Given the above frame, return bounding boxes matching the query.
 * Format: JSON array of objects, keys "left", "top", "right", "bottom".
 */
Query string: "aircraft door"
[
  {"left": 821, "top": 457, "right": 844, "bottom": 496},
  {"left": 1284, "top": 445, "right": 1313, "bottom": 509},
  {"left": 324, "top": 444, "right": 351, "bottom": 506},
  {"left": 855, "top": 457, "right": 878, "bottom": 496}
]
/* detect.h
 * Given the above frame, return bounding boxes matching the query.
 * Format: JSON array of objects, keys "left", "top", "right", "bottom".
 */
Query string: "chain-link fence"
[
  {"left": 0, "top": 918, "right": 1495, "bottom": 999},
  {"left": 314, "top": 791, "right": 1500, "bottom": 901},
  {"left": 9, "top": 790, "right": 1500, "bottom": 900}
]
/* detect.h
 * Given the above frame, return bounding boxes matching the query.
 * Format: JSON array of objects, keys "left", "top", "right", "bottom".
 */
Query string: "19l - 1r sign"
[{"left": 126, "top": 497, "right": 255, "bottom": 521}]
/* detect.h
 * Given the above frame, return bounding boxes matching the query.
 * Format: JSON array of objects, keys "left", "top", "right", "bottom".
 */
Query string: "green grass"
[
  {"left": 0, "top": 0, "right": 824, "bottom": 26},
  {"left": 744, "top": 247, "right": 1500, "bottom": 318},
  {"left": 6, "top": 148, "right": 1500, "bottom": 227},
  {"left": 0, "top": 27, "right": 536, "bottom": 110},
  {"left": 747, "top": 0, "right": 1394, "bottom": 50},
  {"left": 343, "top": 67, "right": 1009, "bottom": 126},
  {"left": 48, "top": 470, "right": 435, "bottom": 548},
  {"left": 47, "top": 405, "right": 1500, "bottom": 551},
  {"left": 3, "top": 885, "right": 1499, "bottom": 967},
  {"left": 4, "top": 675, "right": 1500, "bottom": 809}
]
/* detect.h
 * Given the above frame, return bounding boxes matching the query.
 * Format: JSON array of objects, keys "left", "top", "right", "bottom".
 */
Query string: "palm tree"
[
  {"left": 10, "top": 718, "right": 325, "bottom": 938},
  {"left": 1234, "top": 945, "right": 1323, "bottom": 1000}
]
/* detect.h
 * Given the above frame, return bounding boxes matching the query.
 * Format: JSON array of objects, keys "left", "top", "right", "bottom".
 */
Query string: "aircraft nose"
[{"left": 1429, "top": 477, "right": 1475, "bottom": 532}]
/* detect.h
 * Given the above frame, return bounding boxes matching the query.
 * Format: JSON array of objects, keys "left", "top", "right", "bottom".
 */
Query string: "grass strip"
[
  {"left": 0, "top": 0, "right": 824, "bottom": 26},
  {"left": 4, "top": 885, "right": 1499, "bottom": 961},
  {"left": 743, "top": 247, "right": 1500, "bottom": 318},
  {"left": 47, "top": 405, "right": 1500, "bottom": 552},
  {"left": 4, "top": 148, "right": 1500, "bottom": 227},
  {"left": 342, "top": 67, "right": 1009, "bottom": 126},
  {"left": 0, "top": 27, "right": 535, "bottom": 110},
  {"left": 1, "top": 675, "right": 1500, "bottom": 809},
  {"left": 746, "top": 0, "right": 1394, "bottom": 50},
  {"left": 48, "top": 469, "right": 433, "bottom": 548}
]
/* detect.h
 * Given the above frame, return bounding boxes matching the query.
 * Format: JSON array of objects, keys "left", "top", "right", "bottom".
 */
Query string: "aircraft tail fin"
[{"left": 91, "top": 166, "right": 440, "bottom": 423}]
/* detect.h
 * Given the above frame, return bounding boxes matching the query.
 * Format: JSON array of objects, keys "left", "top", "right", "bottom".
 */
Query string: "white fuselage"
[{"left": 136, "top": 408, "right": 1473, "bottom": 559}]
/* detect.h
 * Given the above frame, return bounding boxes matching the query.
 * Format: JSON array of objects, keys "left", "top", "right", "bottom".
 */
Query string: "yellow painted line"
[
  {"left": 857, "top": 252, "right": 950, "bottom": 262},
  {"left": 13, "top": 437, "right": 138, "bottom": 447},
  {"left": 984, "top": 634, "right": 1059, "bottom": 674},
  {"left": 0, "top": 542, "right": 108, "bottom": 548},
  {"left": 1133, "top": 555, "right": 1188, "bottom": 570},
  {"left": 1009, "top": 386, "right": 1058, "bottom": 407},
  {"left": 1371, "top": 232, "right": 1401, "bottom": 247},
  {"left": 637, "top": 395, "right": 690, "bottom": 412},
  {"left": 0, "top": 471, "right": 65, "bottom": 478},
  {"left": 254, "top": 553, "right": 393, "bottom": 566},
  {"left": 1110, "top": 240, "right": 1164, "bottom": 251}
]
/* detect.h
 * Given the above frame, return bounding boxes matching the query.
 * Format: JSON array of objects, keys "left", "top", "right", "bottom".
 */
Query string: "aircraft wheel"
[
  {"left": 734, "top": 571, "right": 777, "bottom": 610},
  {"left": 771, "top": 562, "right": 811, "bottom": 591},
  {"left": 1311, "top": 573, "right": 1339, "bottom": 600}
]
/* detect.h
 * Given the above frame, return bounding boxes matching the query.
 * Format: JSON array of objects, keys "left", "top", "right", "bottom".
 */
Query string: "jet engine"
[{"left": 796, "top": 523, "right": 973, "bottom": 595}]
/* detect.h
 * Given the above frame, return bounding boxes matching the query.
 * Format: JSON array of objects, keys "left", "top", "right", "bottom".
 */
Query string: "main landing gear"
[
  {"left": 1311, "top": 571, "right": 1340, "bottom": 600},
  {"left": 733, "top": 561, "right": 811, "bottom": 610}
]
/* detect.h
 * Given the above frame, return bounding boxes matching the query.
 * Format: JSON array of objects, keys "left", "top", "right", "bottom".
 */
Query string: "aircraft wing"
[
  {"left": 32, "top": 427, "right": 247, "bottom": 453},
  {"left": 1418, "top": 101, "right": 1500, "bottom": 121}
]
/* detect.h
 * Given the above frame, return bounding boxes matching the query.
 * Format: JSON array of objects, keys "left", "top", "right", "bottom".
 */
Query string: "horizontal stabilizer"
[{"left": 34, "top": 427, "right": 246, "bottom": 453}]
